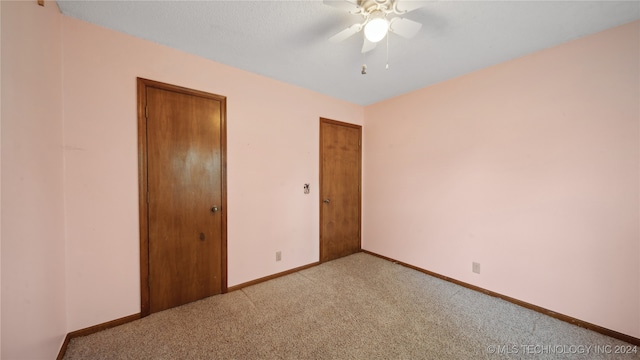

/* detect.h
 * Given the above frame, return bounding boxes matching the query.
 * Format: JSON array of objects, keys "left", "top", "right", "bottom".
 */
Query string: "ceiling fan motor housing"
[{"left": 358, "top": 0, "right": 392, "bottom": 14}]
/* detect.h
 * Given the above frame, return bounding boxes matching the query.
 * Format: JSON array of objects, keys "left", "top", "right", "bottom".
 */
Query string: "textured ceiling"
[{"left": 57, "top": 0, "right": 639, "bottom": 106}]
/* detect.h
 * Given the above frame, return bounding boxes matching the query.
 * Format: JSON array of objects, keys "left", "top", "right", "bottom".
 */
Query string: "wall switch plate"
[
  {"left": 472, "top": 262, "right": 480, "bottom": 274},
  {"left": 276, "top": 251, "right": 282, "bottom": 262}
]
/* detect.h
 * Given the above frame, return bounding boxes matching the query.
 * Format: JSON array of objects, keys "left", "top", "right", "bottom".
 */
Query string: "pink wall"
[
  {"left": 2, "top": 1, "right": 638, "bottom": 355},
  {"left": 363, "top": 21, "right": 640, "bottom": 338},
  {"left": 61, "top": 16, "right": 363, "bottom": 331},
  {"left": 1, "top": 1, "right": 67, "bottom": 359}
]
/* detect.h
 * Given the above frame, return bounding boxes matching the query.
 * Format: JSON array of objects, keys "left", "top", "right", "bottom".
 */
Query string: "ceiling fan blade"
[
  {"left": 329, "top": 23, "right": 363, "bottom": 42},
  {"left": 362, "top": 37, "right": 377, "bottom": 53},
  {"left": 389, "top": 17, "right": 422, "bottom": 39},
  {"left": 393, "top": 0, "right": 428, "bottom": 14},
  {"left": 323, "top": 0, "right": 360, "bottom": 13}
]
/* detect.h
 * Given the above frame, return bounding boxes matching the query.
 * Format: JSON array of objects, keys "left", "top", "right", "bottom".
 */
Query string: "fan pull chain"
[
  {"left": 361, "top": 50, "right": 367, "bottom": 75},
  {"left": 386, "top": 34, "right": 389, "bottom": 70}
]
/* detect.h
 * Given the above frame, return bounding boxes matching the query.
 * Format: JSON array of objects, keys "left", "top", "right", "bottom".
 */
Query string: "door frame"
[
  {"left": 137, "top": 78, "right": 228, "bottom": 317},
  {"left": 319, "top": 117, "right": 362, "bottom": 262}
]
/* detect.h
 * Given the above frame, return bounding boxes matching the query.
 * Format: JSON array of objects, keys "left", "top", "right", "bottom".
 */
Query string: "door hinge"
[
  {"left": 358, "top": 139, "right": 361, "bottom": 147},
  {"left": 145, "top": 105, "right": 148, "bottom": 119}
]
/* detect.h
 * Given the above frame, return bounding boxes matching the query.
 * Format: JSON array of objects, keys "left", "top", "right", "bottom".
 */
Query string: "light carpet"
[{"left": 64, "top": 253, "right": 639, "bottom": 359}]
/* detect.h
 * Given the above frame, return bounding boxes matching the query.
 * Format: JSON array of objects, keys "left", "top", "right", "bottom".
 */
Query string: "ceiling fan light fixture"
[{"left": 364, "top": 11, "right": 389, "bottom": 43}]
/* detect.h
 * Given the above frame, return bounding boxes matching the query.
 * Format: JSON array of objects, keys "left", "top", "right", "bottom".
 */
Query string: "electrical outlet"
[
  {"left": 276, "top": 251, "right": 282, "bottom": 262},
  {"left": 472, "top": 262, "right": 481, "bottom": 274}
]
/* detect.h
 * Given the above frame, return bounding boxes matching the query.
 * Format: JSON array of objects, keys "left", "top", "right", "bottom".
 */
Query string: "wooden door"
[
  {"left": 320, "top": 118, "right": 362, "bottom": 262},
  {"left": 138, "top": 78, "right": 227, "bottom": 315}
]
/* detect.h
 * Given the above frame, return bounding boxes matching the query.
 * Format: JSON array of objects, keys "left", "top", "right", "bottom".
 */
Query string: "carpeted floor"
[{"left": 64, "top": 253, "right": 639, "bottom": 359}]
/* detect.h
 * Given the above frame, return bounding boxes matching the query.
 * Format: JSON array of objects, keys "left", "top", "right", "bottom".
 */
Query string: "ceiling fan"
[{"left": 325, "top": 0, "right": 426, "bottom": 53}]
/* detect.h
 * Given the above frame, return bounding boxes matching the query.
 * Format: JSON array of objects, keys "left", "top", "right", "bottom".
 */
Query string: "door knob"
[
  {"left": 323, "top": 199, "right": 331, "bottom": 204},
  {"left": 211, "top": 206, "right": 219, "bottom": 213}
]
